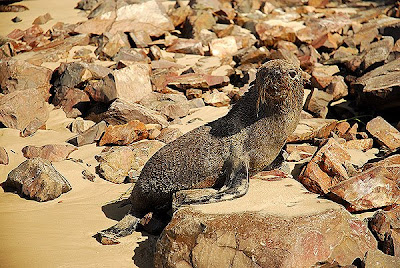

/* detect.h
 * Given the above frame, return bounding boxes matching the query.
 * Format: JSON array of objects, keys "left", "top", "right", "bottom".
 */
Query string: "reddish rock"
[
  {"left": 166, "top": 39, "right": 204, "bottom": 55},
  {"left": 334, "top": 121, "right": 351, "bottom": 138},
  {"left": 362, "top": 36, "right": 394, "bottom": 71},
  {"left": 167, "top": 73, "right": 229, "bottom": 90},
  {"left": 209, "top": 36, "right": 238, "bottom": 58},
  {"left": 139, "top": 93, "right": 190, "bottom": 120},
  {"left": 32, "top": 13, "right": 53, "bottom": 25},
  {"left": 369, "top": 206, "right": 400, "bottom": 256},
  {"left": 74, "top": 19, "right": 114, "bottom": 35},
  {"left": 366, "top": 116, "right": 400, "bottom": 151},
  {"left": 95, "top": 32, "right": 130, "bottom": 60},
  {"left": 299, "top": 138, "right": 351, "bottom": 195},
  {"left": 256, "top": 21, "right": 297, "bottom": 47},
  {"left": 186, "top": 89, "right": 203, "bottom": 100},
  {"left": 155, "top": 177, "right": 376, "bottom": 267},
  {"left": 99, "top": 120, "right": 149, "bottom": 146},
  {"left": 329, "top": 166, "right": 400, "bottom": 212},
  {"left": 0, "top": 146, "right": 9, "bottom": 165},
  {"left": 0, "top": 88, "right": 49, "bottom": 134},
  {"left": 168, "top": 4, "right": 192, "bottom": 27},
  {"left": 288, "top": 119, "right": 337, "bottom": 143},
  {"left": 312, "top": 33, "right": 342, "bottom": 50},
  {"left": 311, "top": 65, "right": 340, "bottom": 89},
  {"left": 57, "top": 88, "right": 90, "bottom": 118},
  {"left": 22, "top": 144, "right": 77, "bottom": 162},
  {"left": 270, "top": 48, "right": 300, "bottom": 67},
  {"left": 3, "top": 158, "right": 71, "bottom": 202},
  {"left": 344, "top": 139, "right": 374, "bottom": 151},
  {"left": 128, "top": 30, "right": 152, "bottom": 48},
  {"left": 0, "top": 58, "right": 52, "bottom": 100},
  {"left": 305, "top": 88, "right": 333, "bottom": 118},
  {"left": 326, "top": 76, "right": 348, "bottom": 101}
]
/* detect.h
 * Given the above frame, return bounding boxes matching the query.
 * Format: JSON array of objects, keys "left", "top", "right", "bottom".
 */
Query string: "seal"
[{"left": 96, "top": 59, "right": 304, "bottom": 244}]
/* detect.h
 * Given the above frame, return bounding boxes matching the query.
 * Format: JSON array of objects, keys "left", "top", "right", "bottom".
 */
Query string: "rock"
[
  {"left": 12, "top": 17, "right": 22, "bottom": 23},
  {"left": 168, "top": 4, "right": 193, "bottom": 27},
  {"left": 256, "top": 20, "right": 300, "bottom": 47},
  {"left": 329, "top": 165, "right": 400, "bottom": 212},
  {"left": 67, "top": 121, "right": 107, "bottom": 147},
  {"left": 166, "top": 39, "right": 204, "bottom": 55},
  {"left": 344, "top": 139, "right": 374, "bottom": 151},
  {"left": 305, "top": 88, "right": 333, "bottom": 118},
  {"left": 87, "top": 64, "right": 152, "bottom": 103},
  {"left": 32, "top": 13, "right": 52, "bottom": 25},
  {"left": 22, "top": 144, "right": 77, "bottom": 162},
  {"left": 354, "top": 58, "right": 400, "bottom": 111},
  {"left": 362, "top": 36, "right": 394, "bottom": 70},
  {"left": 99, "top": 120, "right": 148, "bottom": 146},
  {"left": 188, "top": 10, "right": 216, "bottom": 39},
  {"left": 155, "top": 175, "right": 376, "bottom": 267},
  {"left": 334, "top": 121, "right": 351, "bottom": 138},
  {"left": 57, "top": 88, "right": 90, "bottom": 118},
  {"left": 87, "top": 99, "right": 169, "bottom": 128},
  {"left": 128, "top": 30, "right": 152, "bottom": 48},
  {"left": 286, "top": 143, "right": 317, "bottom": 162},
  {"left": 287, "top": 118, "right": 337, "bottom": 142},
  {"left": 202, "top": 90, "right": 230, "bottom": 107},
  {"left": 112, "top": 48, "right": 150, "bottom": 63},
  {"left": 0, "top": 88, "right": 49, "bottom": 134},
  {"left": 0, "top": 58, "right": 52, "bottom": 99},
  {"left": 270, "top": 48, "right": 300, "bottom": 67},
  {"left": 364, "top": 250, "right": 400, "bottom": 268},
  {"left": 326, "top": 76, "right": 348, "bottom": 101},
  {"left": 368, "top": 206, "right": 400, "bottom": 256},
  {"left": 312, "top": 33, "right": 343, "bottom": 50},
  {"left": 139, "top": 93, "right": 190, "bottom": 120},
  {"left": 76, "top": 0, "right": 102, "bottom": 11},
  {"left": 95, "top": 32, "right": 130, "bottom": 60},
  {"left": 156, "top": 127, "right": 183, "bottom": 144},
  {"left": 82, "top": 169, "right": 96, "bottom": 182},
  {"left": 96, "top": 140, "right": 164, "bottom": 183},
  {"left": 74, "top": 18, "right": 114, "bottom": 36},
  {"left": 2, "top": 158, "right": 71, "bottom": 202},
  {"left": 167, "top": 73, "right": 229, "bottom": 90},
  {"left": 366, "top": 116, "right": 400, "bottom": 151},
  {"left": 186, "top": 89, "right": 203, "bottom": 100},
  {"left": 110, "top": 0, "right": 174, "bottom": 37},
  {"left": 0, "top": 146, "right": 9, "bottom": 165},
  {"left": 209, "top": 36, "right": 238, "bottom": 58},
  {"left": 52, "top": 61, "right": 110, "bottom": 106},
  {"left": 299, "top": 138, "right": 351, "bottom": 195},
  {"left": 188, "top": 98, "right": 206, "bottom": 109},
  {"left": 311, "top": 65, "right": 340, "bottom": 89},
  {"left": 68, "top": 117, "right": 95, "bottom": 134}
]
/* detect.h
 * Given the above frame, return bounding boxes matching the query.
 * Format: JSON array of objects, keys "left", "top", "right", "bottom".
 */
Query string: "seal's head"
[{"left": 254, "top": 59, "right": 304, "bottom": 114}]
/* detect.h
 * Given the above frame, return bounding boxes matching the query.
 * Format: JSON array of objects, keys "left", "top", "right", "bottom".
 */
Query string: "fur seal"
[{"left": 96, "top": 59, "right": 304, "bottom": 244}]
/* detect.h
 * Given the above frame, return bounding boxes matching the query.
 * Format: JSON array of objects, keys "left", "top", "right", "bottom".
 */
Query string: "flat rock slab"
[
  {"left": 22, "top": 144, "right": 77, "bottom": 162},
  {"left": 155, "top": 175, "right": 376, "bottom": 268},
  {"left": 287, "top": 118, "right": 337, "bottom": 142},
  {"left": 366, "top": 116, "right": 400, "bottom": 151},
  {"left": 2, "top": 158, "right": 71, "bottom": 202}
]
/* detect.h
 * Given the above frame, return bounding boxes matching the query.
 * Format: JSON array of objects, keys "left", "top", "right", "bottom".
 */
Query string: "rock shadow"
[
  {"left": 132, "top": 233, "right": 159, "bottom": 268},
  {"left": 101, "top": 199, "right": 131, "bottom": 221}
]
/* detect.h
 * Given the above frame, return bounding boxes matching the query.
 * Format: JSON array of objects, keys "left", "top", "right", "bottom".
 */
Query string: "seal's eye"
[{"left": 288, "top": 70, "right": 297, "bottom": 79}]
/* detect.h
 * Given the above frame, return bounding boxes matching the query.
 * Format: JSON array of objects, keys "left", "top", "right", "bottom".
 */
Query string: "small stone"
[
  {"left": 167, "top": 73, "right": 229, "bottom": 90},
  {"left": 68, "top": 118, "right": 95, "bottom": 134},
  {"left": 362, "top": 36, "right": 394, "bottom": 70},
  {"left": 288, "top": 119, "right": 337, "bottom": 143},
  {"left": 326, "top": 76, "right": 348, "bottom": 101},
  {"left": 99, "top": 120, "right": 148, "bottom": 146},
  {"left": 188, "top": 98, "right": 206, "bottom": 109},
  {"left": 311, "top": 65, "right": 340, "bottom": 89},
  {"left": 22, "top": 144, "right": 77, "bottom": 162},
  {"left": 364, "top": 250, "right": 400, "bottom": 267},
  {"left": 202, "top": 90, "right": 230, "bottom": 107},
  {"left": 112, "top": 48, "right": 150, "bottom": 63},
  {"left": 157, "top": 128, "right": 183, "bottom": 144},
  {"left": 366, "top": 116, "right": 400, "bottom": 151},
  {"left": 95, "top": 32, "right": 130, "bottom": 60},
  {"left": 186, "top": 89, "right": 203, "bottom": 100},
  {"left": 128, "top": 30, "right": 152, "bottom": 48},
  {"left": 166, "top": 39, "right": 204, "bottom": 55},
  {"left": 82, "top": 169, "right": 96, "bottom": 182},
  {"left": 312, "top": 33, "right": 342, "bottom": 50},
  {"left": 32, "top": 13, "right": 52, "bottom": 25},
  {"left": 299, "top": 138, "right": 351, "bottom": 195},
  {"left": 0, "top": 146, "right": 9, "bottom": 165},
  {"left": 139, "top": 93, "right": 190, "bottom": 120},
  {"left": 305, "top": 88, "right": 333, "bottom": 118},
  {"left": 96, "top": 140, "right": 164, "bottom": 183},
  {"left": 209, "top": 36, "right": 238, "bottom": 58},
  {"left": 67, "top": 121, "right": 107, "bottom": 147},
  {"left": 334, "top": 121, "right": 351, "bottom": 138},
  {"left": 270, "top": 48, "right": 300, "bottom": 67},
  {"left": 286, "top": 143, "right": 317, "bottom": 162},
  {"left": 12, "top": 17, "right": 22, "bottom": 23},
  {"left": 3, "top": 158, "right": 71, "bottom": 202}
]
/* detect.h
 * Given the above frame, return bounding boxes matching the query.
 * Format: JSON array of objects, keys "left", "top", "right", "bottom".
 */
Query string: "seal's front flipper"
[
  {"left": 95, "top": 213, "right": 140, "bottom": 245},
  {"left": 172, "top": 161, "right": 249, "bottom": 210}
]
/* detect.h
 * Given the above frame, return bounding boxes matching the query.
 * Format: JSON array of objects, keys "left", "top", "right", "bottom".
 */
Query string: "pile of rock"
[{"left": 1, "top": 0, "right": 400, "bottom": 266}]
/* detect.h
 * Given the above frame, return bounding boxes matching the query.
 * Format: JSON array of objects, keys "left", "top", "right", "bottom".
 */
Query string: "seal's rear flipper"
[
  {"left": 95, "top": 213, "right": 140, "bottom": 245},
  {"left": 172, "top": 161, "right": 249, "bottom": 210}
]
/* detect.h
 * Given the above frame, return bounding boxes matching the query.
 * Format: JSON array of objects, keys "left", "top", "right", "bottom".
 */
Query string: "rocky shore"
[{"left": 1, "top": 0, "right": 400, "bottom": 267}]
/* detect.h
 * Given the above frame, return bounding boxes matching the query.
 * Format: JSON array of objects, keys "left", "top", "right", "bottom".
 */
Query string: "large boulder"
[
  {"left": 155, "top": 174, "right": 376, "bottom": 267},
  {"left": 2, "top": 158, "right": 72, "bottom": 202},
  {"left": 0, "top": 88, "right": 49, "bottom": 134}
]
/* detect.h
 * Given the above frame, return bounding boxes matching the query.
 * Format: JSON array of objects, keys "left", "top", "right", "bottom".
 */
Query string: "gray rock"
[
  {"left": 0, "top": 146, "right": 8, "bottom": 165},
  {"left": 67, "top": 121, "right": 107, "bottom": 147},
  {"left": 139, "top": 93, "right": 190, "bottom": 120},
  {"left": 3, "top": 158, "right": 71, "bottom": 202}
]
